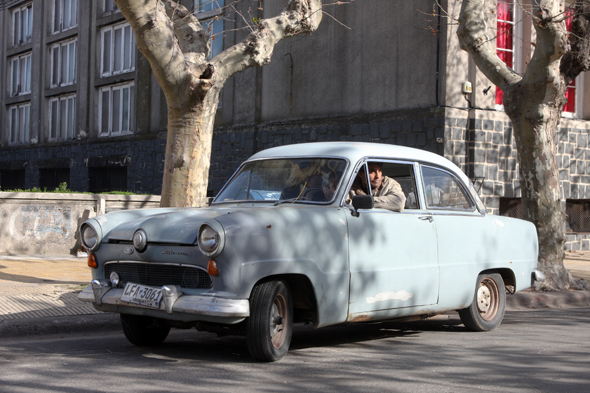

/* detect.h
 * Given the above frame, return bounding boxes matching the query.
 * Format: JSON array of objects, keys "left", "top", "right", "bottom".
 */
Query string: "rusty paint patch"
[{"left": 349, "top": 314, "right": 374, "bottom": 322}]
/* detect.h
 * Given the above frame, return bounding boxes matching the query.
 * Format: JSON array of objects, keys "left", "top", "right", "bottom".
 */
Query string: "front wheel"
[
  {"left": 246, "top": 280, "right": 293, "bottom": 362},
  {"left": 120, "top": 314, "right": 170, "bottom": 346},
  {"left": 459, "top": 273, "right": 506, "bottom": 332}
]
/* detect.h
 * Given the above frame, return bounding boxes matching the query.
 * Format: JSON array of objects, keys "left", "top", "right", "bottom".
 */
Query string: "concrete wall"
[
  {"left": 0, "top": 192, "right": 160, "bottom": 255},
  {"left": 219, "top": 0, "right": 440, "bottom": 126}
]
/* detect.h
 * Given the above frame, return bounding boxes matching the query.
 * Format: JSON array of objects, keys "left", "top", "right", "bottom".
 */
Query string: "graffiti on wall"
[{"left": 10, "top": 206, "right": 72, "bottom": 243}]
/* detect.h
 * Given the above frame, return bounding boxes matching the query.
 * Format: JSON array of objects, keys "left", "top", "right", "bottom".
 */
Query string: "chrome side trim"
[{"left": 104, "top": 260, "right": 208, "bottom": 271}]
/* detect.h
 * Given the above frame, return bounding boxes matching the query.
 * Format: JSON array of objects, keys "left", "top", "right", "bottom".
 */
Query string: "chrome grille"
[{"left": 104, "top": 262, "right": 212, "bottom": 289}]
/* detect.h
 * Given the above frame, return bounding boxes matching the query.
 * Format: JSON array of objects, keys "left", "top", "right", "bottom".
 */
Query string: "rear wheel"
[
  {"left": 246, "top": 280, "right": 293, "bottom": 362},
  {"left": 120, "top": 314, "right": 170, "bottom": 346},
  {"left": 459, "top": 273, "right": 506, "bottom": 331}
]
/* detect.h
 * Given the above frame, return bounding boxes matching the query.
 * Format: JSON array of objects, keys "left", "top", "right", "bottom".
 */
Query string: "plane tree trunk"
[
  {"left": 458, "top": 0, "right": 589, "bottom": 290},
  {"left": 115, "top": 0, "right": 322, "bottom": 207}
]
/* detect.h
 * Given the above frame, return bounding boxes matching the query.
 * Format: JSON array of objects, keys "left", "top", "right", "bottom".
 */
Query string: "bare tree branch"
[
  {"left": 457, "top": 0, "right": 521, "bottom": 92},
  {"left": 211, "top": 0, "right": 323, "bottom": 84},
  {"left": 162, "top": 0, "right": 210, "bottom": 65},
  {"left": 561, "top": 1, "right": 590, "bottom": 84},
  {"left": 115, "top": 0, "right": 191, "bottom": 102}
]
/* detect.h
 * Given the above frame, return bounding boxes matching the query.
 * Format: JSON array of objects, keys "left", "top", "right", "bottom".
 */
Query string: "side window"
[
  {"left": 380, "top": 162, "right": 418, "bottom": 210},
  {"left": 421, "top": 166, "right": 474, "bottom": 211},
  {"left": 347, "top": 161, "right": 417, "bottom": 210}
]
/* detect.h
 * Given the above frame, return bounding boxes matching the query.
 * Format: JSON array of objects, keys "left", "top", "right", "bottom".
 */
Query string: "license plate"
[{"left": 120, "top": 283, "right": 163, "bottom": 308}]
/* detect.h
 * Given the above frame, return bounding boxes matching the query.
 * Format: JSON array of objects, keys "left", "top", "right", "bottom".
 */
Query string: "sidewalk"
[
  {"left": 0, "top": 252, "right": 589, "bottom": 338},
  {"left": 0, "top": 254, "right": 120, "bottom": 337}
]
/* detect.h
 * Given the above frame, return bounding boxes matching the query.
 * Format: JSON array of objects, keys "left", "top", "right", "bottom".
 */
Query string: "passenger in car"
[{"left": 348, "top": 162, "right": 406, "bottom": 212}]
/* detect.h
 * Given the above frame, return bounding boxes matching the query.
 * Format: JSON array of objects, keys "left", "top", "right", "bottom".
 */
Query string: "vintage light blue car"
[{"left": 78, "top": 142, "right": 541, "bottom": 362}]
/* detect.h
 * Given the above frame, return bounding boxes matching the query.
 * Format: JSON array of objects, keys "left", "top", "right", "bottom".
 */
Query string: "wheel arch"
[
  {"left": 479, "top": 268, "right": 515, "bottom": 291},
  {"left": 251, "top": 274, "right": 319, "bottom": 326}
]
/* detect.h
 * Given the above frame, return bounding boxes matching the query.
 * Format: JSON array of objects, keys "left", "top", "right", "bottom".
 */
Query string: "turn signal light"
[
  {"left": 207, "top": 259, "right": 219, "bottom": 276},
  {"left": 88, "top": 253, "right": 98, "bottom": 269}
]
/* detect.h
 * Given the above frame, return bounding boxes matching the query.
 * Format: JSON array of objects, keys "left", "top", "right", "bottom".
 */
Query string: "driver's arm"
[{"left": 373, "top": 178, "right": 406, "bottom": 212}]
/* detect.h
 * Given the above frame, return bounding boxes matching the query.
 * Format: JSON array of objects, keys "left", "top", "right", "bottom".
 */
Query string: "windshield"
[{"left": 215, "top": 158, "right": 347, "bottom": 204}]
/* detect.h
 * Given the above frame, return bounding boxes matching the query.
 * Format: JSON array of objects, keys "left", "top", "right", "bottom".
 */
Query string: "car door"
[
  {"left": 346, "top": 160, "right": 439, "bottom": 320},
  {"left": 419, "top": 165, "right": 489, "bottom": 308}
]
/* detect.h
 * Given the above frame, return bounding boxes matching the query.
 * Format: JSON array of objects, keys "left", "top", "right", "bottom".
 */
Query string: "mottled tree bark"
[
  {"left": 458, "top": 0, "right": 589, "bottom": 290},
  {"left": 115, "top": 0, "right": 322, "bottom": 207}
]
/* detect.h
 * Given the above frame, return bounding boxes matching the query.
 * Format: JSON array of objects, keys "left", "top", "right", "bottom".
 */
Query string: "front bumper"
[{"left": 78, "top": 279, "right": 249, "bottom": 324}]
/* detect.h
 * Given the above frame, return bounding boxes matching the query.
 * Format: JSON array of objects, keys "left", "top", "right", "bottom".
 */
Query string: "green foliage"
[
  {"left": 56, "top": 182, "right": 69, "bottom": 193},
  {"left": 0, "top": 182, "right": 148, "bottom": 195}
]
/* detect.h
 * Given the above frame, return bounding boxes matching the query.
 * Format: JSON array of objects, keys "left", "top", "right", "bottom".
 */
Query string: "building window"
[
  {"left": 499, "top": 198, "right": 522, "bottom": 219},
  {"left": 49, "top": 95, "right": 77, "bottom": 141},
  {"left": 563, "top": 7, "right": 583, "bottom": 117},
  {"left": 98, "top": 82, "right": 135, "bottom": 136},
  {"left": 40, "top": 168, "right": 70, "bottom": 190},
  {"left": 53, "top": 0, "right": 78, "bottom": 34},
  {"left": 100, "top": 22, "right": 135, "bottom": 77},
  {"left": 9, "top": 103, "right": 31, "bottom": 145},
  {"left": 0, "top": 170, "right": 26, "bottom": 190},
  {"left": 102, "top": 0, "right": 119, "bottom": 16},
  {"left": 196, "top": 0, "right": 224, "bottom": 58},
  {"left": 89, "top": 167, "right": 127, "bottom": 193},
  {"left": 566, "top": 200, "right": 590, "bottom": 232},
  {"left": 495, "top": 0, "right": 514, "bottom": 106},
  {"left": 11, "top": 53, "right": 32, "bottom": 96},
  {"left": 12, "top": 3, "right": 33, "bottom": 46},
  {"left": 51, "top": 39, "right": 77, "bottom": 87}
]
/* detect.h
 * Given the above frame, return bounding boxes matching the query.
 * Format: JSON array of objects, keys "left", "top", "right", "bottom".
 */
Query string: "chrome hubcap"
[
  {"left": 270, "top": 293, "right": 287, "bottom": 349},
  {"left": 477, "top": 285, "right": 491, "bottom": 313},
  {"left": 476, "top": 278, "right": 499, "bottom": 321}
]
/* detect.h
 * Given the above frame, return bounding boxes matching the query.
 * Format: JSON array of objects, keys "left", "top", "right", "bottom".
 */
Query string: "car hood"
[{"left": 104, "top": 207, "right": 236, "bottom": 245}]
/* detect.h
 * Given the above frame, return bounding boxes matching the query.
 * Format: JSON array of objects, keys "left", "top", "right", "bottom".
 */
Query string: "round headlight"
[
  {"left": 81, "top": 224, "right": 99, "bottom": 250},
  {"left": 199, "top": 224, "right": 220, "bottom": 254},
  {"left": 110, "top": 271, "right": 120, "bottom": 287},
  {"left": 133, "top": 229, "right": 148, "bottom": 252}
]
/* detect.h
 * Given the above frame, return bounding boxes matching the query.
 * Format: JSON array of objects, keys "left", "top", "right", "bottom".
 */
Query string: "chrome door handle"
[{"left": 419, "top": 216, "right": 433, "bottom": 223}]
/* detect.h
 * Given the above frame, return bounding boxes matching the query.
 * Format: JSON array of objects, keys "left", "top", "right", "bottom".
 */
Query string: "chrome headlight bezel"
[
  {"left": 133, "top": 229, "right": 148, "bottom": 252},
  {"left": 81, "top": 223, "right": 101, "bottom": 251},
  {"left": 197, "top": 222, "right": 225, "bottom": 257}
]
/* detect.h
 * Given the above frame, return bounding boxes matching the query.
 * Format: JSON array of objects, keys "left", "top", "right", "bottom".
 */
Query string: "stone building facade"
[{"left": 1, "top": 0, "right": 590, "bottom": 249}]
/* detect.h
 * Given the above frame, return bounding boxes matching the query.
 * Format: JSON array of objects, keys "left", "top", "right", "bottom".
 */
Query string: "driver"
[{"left": 348, "top": 162, "right": 406, "bottom": 212}]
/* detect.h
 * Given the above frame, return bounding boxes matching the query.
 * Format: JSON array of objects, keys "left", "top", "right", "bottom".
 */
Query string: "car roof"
[{"left": 249, "top": 142, "right": 453, "bottom": 171}]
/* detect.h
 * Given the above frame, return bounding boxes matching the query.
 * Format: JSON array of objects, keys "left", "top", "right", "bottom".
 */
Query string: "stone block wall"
[
  {"left": 209, "top": 108, "right": 447, "bottom": 194},
  {"left": 0, "top": 137, "right": 166, "bottom": 195},
  {"left": 443, "top": 108, "right": 590, "bottom": 249},
  {"left": 566, "top": 234, "right": 590, "bottom": 251},
  {"left": 443, "top": 109, "right": 521, "bottom": 215},
  {"left": 2, "top": 106, "right": 590, "bottom": 251}
]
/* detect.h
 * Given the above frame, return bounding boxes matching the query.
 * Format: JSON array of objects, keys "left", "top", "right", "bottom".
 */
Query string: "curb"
[
  {"left": 1, "top": 291, "right": 589, "bottom": 339},
  {"left": 507, "top": 290, "right": 590, "bottom": 310},
  {"left": 0, "top": 313, "right": 121, "bottom": 339}
]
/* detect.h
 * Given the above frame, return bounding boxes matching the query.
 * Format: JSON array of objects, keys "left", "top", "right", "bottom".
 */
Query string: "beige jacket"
[{"left": 348, "top": 176, "right": 406, "bottom": 212}]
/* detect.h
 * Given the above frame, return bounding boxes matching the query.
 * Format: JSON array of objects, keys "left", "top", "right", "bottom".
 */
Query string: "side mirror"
[{"left": 351, "top": 195, "right": 374, "bottom": 217}]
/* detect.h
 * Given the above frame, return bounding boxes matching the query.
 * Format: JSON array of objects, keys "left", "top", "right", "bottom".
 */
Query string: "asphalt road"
[{"left": 1, "top": 308, "right": 589, "bottom": 393}]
